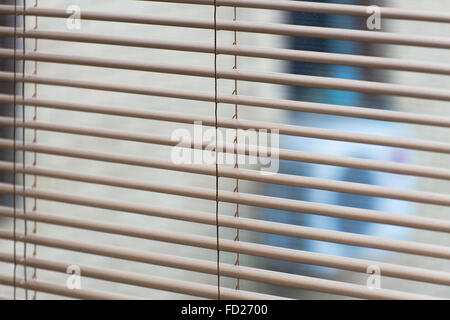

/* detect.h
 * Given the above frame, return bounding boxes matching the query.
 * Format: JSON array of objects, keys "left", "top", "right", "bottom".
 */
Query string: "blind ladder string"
[
  {"left": 31, "top": 0, "right": 38, "bottom": 300},
  {"left": 232, "top": 5, "right": 240, "bottom": 291},
  {"left": 21, "top": 0, "right": 29, "bottom": 300},
  {"left": 12, "top": 0, "right": 18, "bottom": 300},
  {"left": 213, "top": 0, "right": 221, "bottom": 300}
]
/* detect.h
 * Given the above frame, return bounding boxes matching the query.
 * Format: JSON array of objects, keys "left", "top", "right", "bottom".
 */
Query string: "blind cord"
[
  {"left": 232, "top": 5, "right": 240, "bottom": 291},
  {"left": 12, "top": 0, "right": 18, "bottom": 300},
  {"left": 12, "top": 0, "right": 18, "bottom": 301},
  {"left": 213, "top": 0, "right": 220, "bottom": 300},
  {"left": 31, "top": 0, "right": 38, "bottom": 300},
  {"left": 22, "top": 0, "right": 29, "bottom": 301}
]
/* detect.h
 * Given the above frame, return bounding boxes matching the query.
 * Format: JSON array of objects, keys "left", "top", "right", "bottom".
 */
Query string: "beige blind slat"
[
  {"left": 1, "top": 113, "right": 450, "bottom": 159},
  {"left": 143, "top": 0, "right": 450, "bottom": 23},
  {"left": 0, "top": 274, "right": 136, "bottom": 300},
  {"left": 0, "top": 253, "right": 281, "bottom": 300},
  {"left": 4, "top": 1, "right": 450, "bottom": 23},
  {"left": 1, "top": 0, "right": 449, "bottom": 300},
  {"left": 1, "top": 207, "right": 450, "bottom": 287},
  {"left": 2, "top": 6, "right": 450, "bottom": 48},
  {"left": 1, "top": 174, "right": 449, "bottom": 236},
  {"left": 0, "top": 231, "right": 443, "bottom": 300},
  {"left": 2, "top": 156, "right": 450, "bottom": 207},
  {"left": 1, "top": 180, "right": 449, "bottom": 235},
  {"left": 2, "top": 94, "right": 450, "bottom": 132},
  {"left": 1, "top": 136, "right": 450, "bottom": 187},
  {"left": 2, "top": 57, "right": 450, "bottom": 101},
  {"left": 3, "top": 34, "right": 450, "bottom": 76},
  {"left": 1, "top": 205, "right": 450, "bottom": 269}
]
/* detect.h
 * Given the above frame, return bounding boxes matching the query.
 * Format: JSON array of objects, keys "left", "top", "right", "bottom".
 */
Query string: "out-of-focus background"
[{"left": 0, "top": 0, "right": 449, "bottom": 299}]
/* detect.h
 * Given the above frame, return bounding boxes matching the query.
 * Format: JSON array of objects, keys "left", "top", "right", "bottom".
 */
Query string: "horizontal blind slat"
[
  {"left": 0, "top": 253, "right": 280, "bottom": 300},
  {"left": 2, "top": 158, "right": 450, "bottom": 207},
  {"left": 1, "top": 6, "right": 450, "bottom": 48},
  {"left": 1, "top": 72, "right": 448, "bottom": 127},
  {"left": 144, "top": 0, "right": 450, "bottom": 23},
  {"left": 3, "top": 0, "right": 449, "bottom": 300},
  {"left": 0, "top": 274, "right": 136, "bottom": 300},
  {"left": 4, "top": 1, "right": 450, "bottom": 23},
  {"left": 2, "top": 111, "right": 450, "bottom": 155},
  {"left": 3, "top": 94, "right": 450, "bottom": 132},
  {"left": 0, "top": 178, "right": 447, "bottom": 233},
  {"left": 4, "top": 39, "right": 450, "bottom": 75},
  {"left": 0, "top": 231, "right": 444, "bottom": 299},
  {"left": 2, "top": 136, "right": 450, "bottom": 183},
  {"left": 1, "top": 206, "right": 450, "bottom": 284},
  {"left": 3, "top": 56, "right": 450, "bottom": 101},
  {"left": 1, "top": 184, "right": 450, "bottom": 260}
]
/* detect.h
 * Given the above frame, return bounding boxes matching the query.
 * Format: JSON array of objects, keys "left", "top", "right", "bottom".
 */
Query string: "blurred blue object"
[{"left": 261, "top": 0, "right": 416, "bottom": 276}]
